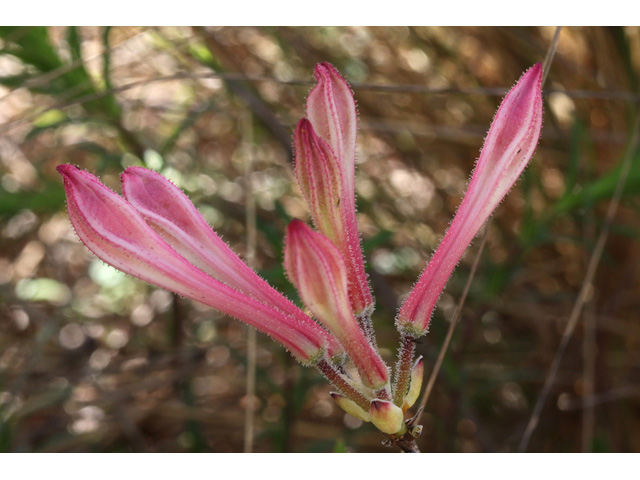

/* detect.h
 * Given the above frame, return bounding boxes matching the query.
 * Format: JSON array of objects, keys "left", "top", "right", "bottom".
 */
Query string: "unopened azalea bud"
[
  {"left": 298, "top": 63, "right": 373, "bottom": 316},
  {"left": 403, "top": 356, "right": 424, "bottom": 411},
  {"left": 397, "top": 63, "right": 543, "bottom": 336},
  {"left": 57, "top": 165, "right": 328, "bottom": 364},
  {"left": 294, "top": 119, "right": 343, "bottom": 240},
  {"left": 121, "top": 166, "right": 345, "bottom": 359},
  {"left": 369, "top": 399, "right": 406, "bottom": 435},
  {"left": 330, "top": 392, "right": 370, "bottom": 422},
  {"left": 284, "top": 220, "right": 389, "bottom": 389}
]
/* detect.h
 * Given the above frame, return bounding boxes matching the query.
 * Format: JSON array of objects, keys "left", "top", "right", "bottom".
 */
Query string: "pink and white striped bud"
[
  {"left": 121, "top": 166, "right": 344, "bottom": 360},
  {"left": 330, "top": 392, "right": 370, "bottom": 422},
  {"left": 294, "top": 119, "right": 343, "bottom": 243},
  {"left": 284, "top": 219, "right": 389, "bottom": 389},
  {"left": 397, "top": 63, "right": 543, "bottom": 336},
  {"left": 298, "top": 62, "right": 373, "bottom": 316},
  {"left": 57, "top": 164, "right": 329, "bottom": 364},
  {"left": 369, "top": 399, "right": 406, "bottom": 435}
]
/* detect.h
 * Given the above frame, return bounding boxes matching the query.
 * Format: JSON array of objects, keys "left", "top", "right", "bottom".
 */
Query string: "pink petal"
[
  {"left": 306, "top": 62, "right": 357, "bottom": 198},
  {"left": 58, "top": 164, "right": 328, "bottom": 364},
  {"left": 302, "top": 63, "right": 373, "bottom": 315},
  {"left": 121, "top": 166, "right": 344, "bottom": 360},
  {"left": 284, "top": 220, "right": 389, "bottom": 389},
  {"left": 294, "top": 119, "right": 343, "bottom": 240},
  {"left": 397, "top": 63, "right": 544, "bottom": 335}
]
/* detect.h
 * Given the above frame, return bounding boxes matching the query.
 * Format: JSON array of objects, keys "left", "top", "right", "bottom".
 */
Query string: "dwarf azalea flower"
[
  {"left": 284, "top": 219, "right": 389, "bottom": 389},
  {"left": 296, "top": 63, "right": 373, "bottom": 318},
  {"left": 396, "top": 63, "right": 543, "bottom": 337},
  {"left": 57, "top": 164, "right": 334, "bottom": 364},
  {"left": 120, "top": 166, "right": 344, "bottom": 360}
]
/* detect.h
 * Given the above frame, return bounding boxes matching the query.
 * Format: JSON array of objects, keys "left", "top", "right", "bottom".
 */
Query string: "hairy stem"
[
  {"left": 393, "top": 334, "right": 416, "bottom": 406},
  {"left": 316, "top": 358, "right": 370, "bottom": 411}
]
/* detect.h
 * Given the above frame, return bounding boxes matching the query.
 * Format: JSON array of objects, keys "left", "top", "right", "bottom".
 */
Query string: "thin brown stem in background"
[
  {"left": 518, "top": 116, "right": 640, "bottom": 452},
  {"left": 415, "top": 224, "right": 489, "bottom": 421},
  {"left": 243, "top": 112, "right": 258, "bottom": 453},
  {"left": 582, "top": 166, "right": 597, "bottom": 452}
]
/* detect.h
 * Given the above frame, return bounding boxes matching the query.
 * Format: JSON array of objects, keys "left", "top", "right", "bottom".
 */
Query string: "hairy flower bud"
[
  {"left": 297, "top": 62, "right": 373, "bottom": 316},
  {"left": 284, "top": 220, "right": 389, "bottom": 388},
  {"left": 58, "top": 165, "right": 330, "bottom": 364},
  {"left": 121, "top": 166, "right": 344, "bottom": 359},
  {"left": 397, "top": 63, "right": 543, "bottom": 336}
]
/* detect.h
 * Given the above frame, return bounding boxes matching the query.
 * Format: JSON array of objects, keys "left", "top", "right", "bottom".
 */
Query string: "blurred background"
[{"left": 0, "top": 26, "right": 639, "bottom": 453}]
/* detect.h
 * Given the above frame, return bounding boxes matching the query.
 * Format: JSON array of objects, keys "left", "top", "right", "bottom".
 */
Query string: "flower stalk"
[
  {"left": 392, "top": 334, "right": 416, "bottom": 407},
  {"left": 317, "top": 358, "right": 370, "bottom": 411}
]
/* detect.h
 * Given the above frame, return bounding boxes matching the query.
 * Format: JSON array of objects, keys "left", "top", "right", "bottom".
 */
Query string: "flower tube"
[
  {"left": 121, "top": 166, "right": 344, "bottom": 359},
  {"left": 284, "top": 220, "right": 389, "bottom": 389},
  {"left": 299, "top": 62, "right": 373, "bottom": 316},
  {"left": 397, "top": 63, "right": 544, "bottom": 336},
  {"left": 57, "top": 164, "right": 330, "bottom": 364}
]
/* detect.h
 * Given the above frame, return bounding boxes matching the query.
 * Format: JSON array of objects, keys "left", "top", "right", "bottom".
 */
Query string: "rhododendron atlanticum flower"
[
  {"left": 396, "top": 63, "right": 543, "bottom": 337},
  {"left": 57, "top": 61, "right": 543, "bottom": 452},
  {"left": 57, "top": 164, "right": 333, "bottom": 364},
  {"left": 296, "top": 63, "right": 374, "bottom": 319},
  {"left": 284, "top": 220, "right": 389, "bottom": 389}
]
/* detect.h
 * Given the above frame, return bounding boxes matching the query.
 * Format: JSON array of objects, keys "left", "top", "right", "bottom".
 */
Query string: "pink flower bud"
[
  {"left": 297, "top": 62, "right": 373, "bottom": 316},
  {"left": 121, "top": 166, "right": 344, "bottom": 360},
  {"left": 294, "top": 119, "right": 343, "bottom": 243},
  {"left": 57, "top": 164, "right": 331, "bottom": 364},
  {"left": 397, "top": 63, "right": 543, "bottom": 336},
  {"left": 284, "top": 219, "right": 389, "bottom": 389}
]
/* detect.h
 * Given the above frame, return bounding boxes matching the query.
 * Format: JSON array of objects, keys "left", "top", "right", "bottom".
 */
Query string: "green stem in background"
[
  {"left": 392, "top": 334, "right": 416, "bottom": 407},
  {"left": 316, "top": 358, "right": 370, "bottom": 411}
]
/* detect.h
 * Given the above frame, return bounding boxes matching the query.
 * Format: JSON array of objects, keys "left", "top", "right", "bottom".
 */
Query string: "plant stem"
[
  {"left": 316, "top": 358, "right": 370, "bottom": 411},
  {"left": 243, "top": 111, "right": 257, "bottom": 453},
  {"left": 393, "top": 334, "right": 416, "bottom": 407}
]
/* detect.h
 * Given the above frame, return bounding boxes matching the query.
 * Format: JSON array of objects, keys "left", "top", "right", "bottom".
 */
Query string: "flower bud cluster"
[{"left": 58, "top": 62, "right": 543, "bottom": 440}]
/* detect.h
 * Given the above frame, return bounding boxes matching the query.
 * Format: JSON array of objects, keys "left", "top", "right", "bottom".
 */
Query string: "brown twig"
[
  {"left": 414, "top": 224, "right": 490, "bottom": 423},
  {"left": 243, "top": 112, "right": 258, "bottom": 453}
]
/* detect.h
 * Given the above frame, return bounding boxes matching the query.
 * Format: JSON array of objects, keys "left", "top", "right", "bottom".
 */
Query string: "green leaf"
[
  {"left": 32, "top": 109, "right": 66, "bottom": 128},
  {"left": 552, "top": 146, "right": 640, "bottom": 216},
  {"left": 0, "top": 182, "right": 66, "bottom": 217}
]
